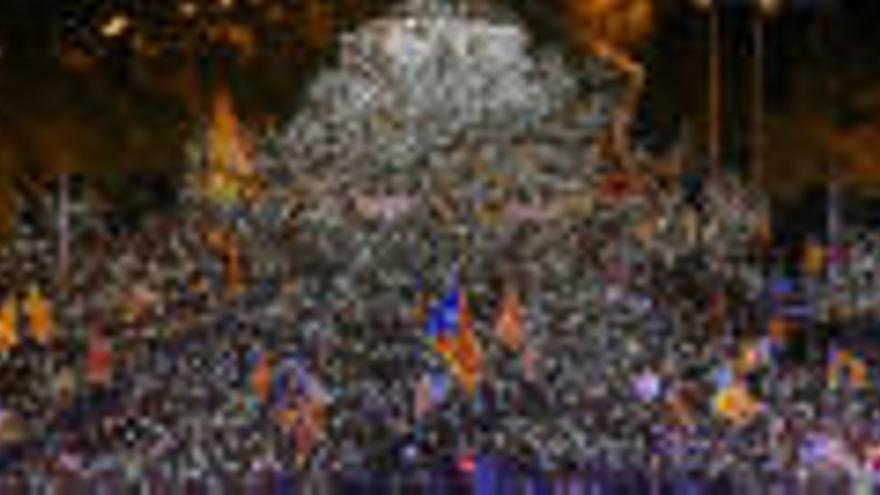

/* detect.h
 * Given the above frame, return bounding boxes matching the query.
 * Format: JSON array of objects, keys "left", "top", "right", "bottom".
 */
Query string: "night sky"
[{"left": 0, "top": 0, "right": 878, "bottom": 223}]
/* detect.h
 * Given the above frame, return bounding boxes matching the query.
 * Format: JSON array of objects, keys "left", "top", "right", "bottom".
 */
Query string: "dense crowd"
[{"left": 0, "top": 0, "right": 880, "bottom": 492}]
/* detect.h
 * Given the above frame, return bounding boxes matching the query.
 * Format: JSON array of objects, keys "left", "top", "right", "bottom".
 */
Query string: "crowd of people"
[
  {"left": 1, "top": 167, "right": 880, "bottom": 493},
  {"left": 0, "top": 1, "right": 880, "bottom": 492}
]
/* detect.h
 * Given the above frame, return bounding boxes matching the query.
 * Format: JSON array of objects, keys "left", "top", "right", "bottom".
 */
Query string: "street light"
[
  {"left": 752, "top": 0, "right": 782, "bottom": 186},
  {"left": 693, "top": 0, "right": 722, "bottom": 180}
]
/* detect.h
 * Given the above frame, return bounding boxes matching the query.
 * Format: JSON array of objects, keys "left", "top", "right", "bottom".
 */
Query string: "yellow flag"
[
  {"left": 714, "top": 383, "right": 760, "bottom": 426},
  {"left": 803, "top": 242, "right": 825, "bottom": 276},
  {"left": 26, "top": 285, "right": 53, "bottom": 345},
  {"left": 0, "top": 298, "right": 19, "bottom": 352}
]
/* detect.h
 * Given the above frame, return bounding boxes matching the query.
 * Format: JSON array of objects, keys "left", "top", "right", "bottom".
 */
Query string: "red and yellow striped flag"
[
  {"left": 26, "top": 285, "right": 53, "bottom": 346},
  {"left": 452, "top": 292, "right": 483, "bottom": 397},
  {"left": 0, "top": 298, "right": 19, "bottom": 352},
  {"left": 251, "top": 353, "right": 272, "bottom": 403}
]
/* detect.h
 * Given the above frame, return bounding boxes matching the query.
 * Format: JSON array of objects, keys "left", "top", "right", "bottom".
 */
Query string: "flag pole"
[
  {"left": 751, "top": 3, "right": 765, "bottom": 186},
  {"left": 57, "top": 172, "right": 70, "bottom": 296},
  {"left": 708, "top": 1, "right": 722, "bottom": 180}
]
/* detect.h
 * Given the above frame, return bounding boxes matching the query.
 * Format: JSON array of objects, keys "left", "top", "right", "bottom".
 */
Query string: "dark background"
[{"left": 0, "top": 0, "right": 877, "bottom": 235}]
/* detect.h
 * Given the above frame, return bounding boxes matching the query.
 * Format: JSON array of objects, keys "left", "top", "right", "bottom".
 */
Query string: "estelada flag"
[
  {"left": 0, "top": 298, "right": 19, "bottom": 352},
  {"left": 87, "top": 332, "right": 113, "bottom": 386},
  {"left": 25, "top": 285, "right": 53, "bottom": 345},
  {"left": 452, "top": 291, "right": 483, "bottom": 397},
  {"left": 494, "top": 286, "right": 525, "bottom": 353}
]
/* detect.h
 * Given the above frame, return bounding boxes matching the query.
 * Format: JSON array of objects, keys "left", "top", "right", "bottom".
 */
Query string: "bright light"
[
  {"left": 758, "top": 0, "right": 782, "bottom": 15},
  {"left": 101, "top": 14, "right": 130, "bottom": 38},
  {"left": 692, "top": 0, "right": 715, "bottom": 11},
  {"left": 179, "top": 2, "right": 198, "bottom": 18}
]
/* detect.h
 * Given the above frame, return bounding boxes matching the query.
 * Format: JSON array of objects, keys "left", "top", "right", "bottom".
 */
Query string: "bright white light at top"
[{"left": 101, "top": 14, "right": 131, "bottom": 38}]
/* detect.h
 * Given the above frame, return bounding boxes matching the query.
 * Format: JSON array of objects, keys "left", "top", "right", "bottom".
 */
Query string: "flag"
[
  {"left": 25, "top": 285, "right": 53, "bottom": 345},
  {"left": 0, "top": 298, "right": 18, "bottom": 352},
  {"left": 294, "top": 404, "right": 317, "bottom": 468},
  {"left": 303, "top": 373, "right": 329, "bottom": 433},
  {"left": 736, "top": 338, "right": 772, "bottom": 375},
  {"left": 292, "top": 373, "right": 328, "bottom": 467},
  {"left": 429, "top": 281, "right": 462, "bottom": 365},
  {"left": 713, "top": 383, "right": 760, "bottom": 426},
  {"left": 828, "top": 348, "right": 868, "bottom": 390},
  {"left": 847, "top": 353, "right": 869, "bottom": 389},
  {"left": 251, "top": 352, "right": 272, "bottom": 404},
  {"left": 226, "top": 239, "right": 243, "bottom": 297},
  {"left": 426, "top": 306, "right": 455, "bottom": 364},
  {"left": 270, "top": 363, "right": 292, "bottom": 410},
  {"left": 494, "top": 286, "right": 525, "bottom": 352},
  {"left": 87, "top": 332, "right": 113, "bottom": 386},
  {"left": 768, "top": 317, "right": 791, "bottom": 345},
  {"left": 452, "top": 291, "right": 483, "bottom": 397},
  {"left": 802, "top": 241, "right": 825, "bottom": 277}
]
